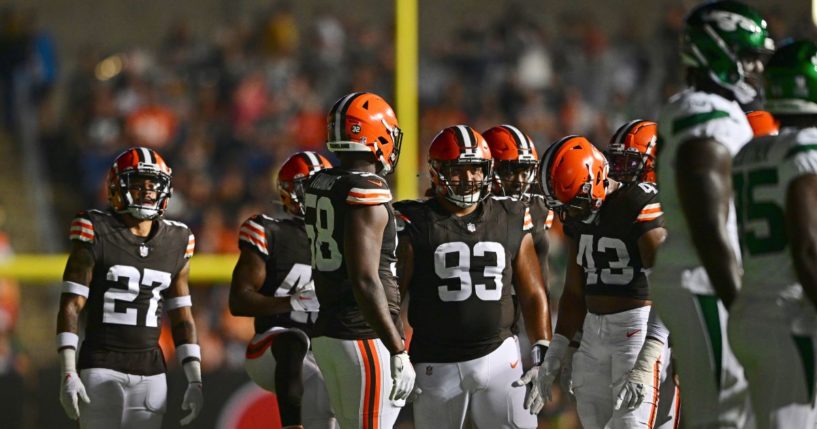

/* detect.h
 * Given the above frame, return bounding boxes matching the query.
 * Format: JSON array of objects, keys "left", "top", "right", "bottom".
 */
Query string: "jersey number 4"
[
  {"left": 104, "top": 265, "right": 171, "bottom": 327},
  {"left": 435, "top": 241, "right": 506, "bottom": 302},
  {"left": 304, "top": 194, "right": 342, "bottom": 271}
]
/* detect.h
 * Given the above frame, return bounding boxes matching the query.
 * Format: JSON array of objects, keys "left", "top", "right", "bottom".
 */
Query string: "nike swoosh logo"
[
  {"left": 510, "top": 360, "right": 519, "bottom": 368},
  {"left": 626, "top": 329, "right": 641, "bottom": 338},
  {"left": 366, "top": 179, "right": 383, "bottom": 187}
]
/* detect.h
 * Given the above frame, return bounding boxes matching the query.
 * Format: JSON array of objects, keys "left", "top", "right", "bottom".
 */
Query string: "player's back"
[
  {"left": 239, "top": 214, "right": 316, "bottom": 334},
  {"left": 733, "top": 127, "right": 817, "bottom": 299},
  {"left": 73, "top": 209, "right": 193, "bottom": 375},
  {"left": 304, "top": 168, "right": 401, "bottom": 340},
  {"left": 394, "top": 196, "right": 525, "bottom": 363},
  {"left": 655, "top": 89, "right": 753, "bottom": 292}
]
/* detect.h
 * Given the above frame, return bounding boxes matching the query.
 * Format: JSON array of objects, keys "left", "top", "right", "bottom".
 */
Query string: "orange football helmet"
[
  {"left": 107, "top": 147, "right": 173, "bottom": 220},
  {"left": 483, "top": 125, "right": 539, "bottom": 198},
  {"left": 429, "top": 125, "right": 493, "bottom": 208},
  {"left": 540, "top": 135, "right": 608, "bottom": 223},
  {"left": 326, "top": 92, "right": 403, "bottom": 175},
  {"left": 606, "top": 120, "right": 658, "bottom": 184},
  {"left": 277, "top": 151, "right": 333, "bottom": 216},
  {"left": 746, "top": 110, "right": 779, "bottom": 137}
]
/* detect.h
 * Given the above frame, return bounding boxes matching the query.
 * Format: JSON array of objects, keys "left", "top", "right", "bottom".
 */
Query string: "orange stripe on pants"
[{"left": 648, "top": 360, "right": 661, "bottom": 429}]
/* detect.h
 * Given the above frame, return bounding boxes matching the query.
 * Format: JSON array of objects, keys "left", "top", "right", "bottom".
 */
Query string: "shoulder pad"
[
  {"left": 345, "top": 173, "right": 392, "bottom": 205},
  {"left": 239, "top": 215, "right": 269, "bottom": 256}
]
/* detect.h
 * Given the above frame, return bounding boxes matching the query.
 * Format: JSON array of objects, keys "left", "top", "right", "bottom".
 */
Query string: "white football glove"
[
  {"left": 536, "top": 334, "right": 569, "bottom": 404},
  {"left": 290, "top": 281, "right": 320, "bottom": 312},
  {"left": 180, "top": 359, "right": 204, "bottom": 425},
  {"left": 390, "top": 351, "right": 418, "bottom": 402},
  {"left": 614, "top": 337, "right": 664, "bottom": 411},
  {"left": 560, "top": 334, "right": 581, "bottom": 397},
  {"left": 180, "top": 382, "right": 203, "bottom": 425},
  {"left": 513, "top": 365, "right": 544, "bottom": 415},
  {"left": 60, "top": 370, "right": 90, "bottom": 420}
]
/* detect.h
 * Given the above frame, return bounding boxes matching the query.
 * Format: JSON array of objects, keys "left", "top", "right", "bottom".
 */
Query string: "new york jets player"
[
  {"left": 652, "top": 1, "right": 774, "bottom": 428},
  {"left": 730, "top": 40, "right": 817, "bottom": 429}
]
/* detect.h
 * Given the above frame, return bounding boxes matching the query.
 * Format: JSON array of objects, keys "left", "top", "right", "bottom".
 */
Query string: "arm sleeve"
[
  {"left": 632, "top": 192, "right": 665, "bottom": 237},
  {"left": 345, "top": 174, "right": 392, "bottom": 206}
]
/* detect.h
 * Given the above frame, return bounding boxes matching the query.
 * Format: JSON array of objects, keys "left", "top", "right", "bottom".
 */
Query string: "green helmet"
[
  {"left": 682, "top": 1, "right": 774, "bottom": 104},
  {"left": 765, "top": 40, "right": 817, "bottom": 114}
]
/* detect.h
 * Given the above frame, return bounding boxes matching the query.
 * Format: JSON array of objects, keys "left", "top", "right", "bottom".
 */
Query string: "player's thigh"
[
  {"left": 729, "top": 311, "right": 816, "bottom": 428},
  {"left": 79, "top": 368, "right": 127, "bottom": 429},
  {"left": 468, "top": 337, "right": 537, "bottom": 429},
  {"left": 302, "top": 351, "right": 337, "bottom": 427},
  {"left": 572, "top": 329, "right": 614, "bottom": 429},
  {"left": 122, "top": 373, "right": 166, "bottom": 429},
  {"left": 244, "top": 327, "right": 296, "bottom": 392},
  {"left": 311, "top": 337, "right": 399, "bottom": 428},
  {"left": 412, "top": 361, "right": 468, "bottom": 429}
]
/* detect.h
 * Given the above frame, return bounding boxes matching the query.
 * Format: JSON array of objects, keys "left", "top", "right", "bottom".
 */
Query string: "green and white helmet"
[
  {"left": 682, "top": 0, "right": 774, "bottom": 104},
  {"left": 765, "top": 40, "right": 817, "bottom": 114}
]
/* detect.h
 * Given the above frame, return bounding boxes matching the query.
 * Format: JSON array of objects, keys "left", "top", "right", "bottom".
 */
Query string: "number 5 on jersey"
[{"left": 304, "top": 194, "right": 342, "bottom": 271}]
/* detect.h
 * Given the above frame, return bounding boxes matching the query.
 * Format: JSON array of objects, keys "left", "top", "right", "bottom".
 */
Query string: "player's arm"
[
  {"left": 165, "top": 261, "right": 204, "bottom": 426},
  {"left": 513, "top": 232, "right": 551, "bottom": 342},
  {"left": 229, "top": 250, "right": 299, "bottom": 316},
  {"left": 555, "top": 236, "right": 587, "bottom": 339},
  {"left": 345, "top": 204, "right": 404, "bottom": 353},
  {"left": 56, "top": 241, "right": 94, "bottom": 420},
  {"left": 785, "top": 174, "right": 817, "bottom": 310},
  {"left": 532, "top": 228, "right": 551, "bottom": 297},
  {"left": 676, "top": 137, "right": 741, "bottom": 308},
  {"left": 638, "top": 227, "right": 667, "bottom": 269}
]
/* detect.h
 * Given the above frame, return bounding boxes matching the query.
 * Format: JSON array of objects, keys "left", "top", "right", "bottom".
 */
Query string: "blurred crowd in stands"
[{"left": 0, "top": 1, "right": 814, "bottom": 427}]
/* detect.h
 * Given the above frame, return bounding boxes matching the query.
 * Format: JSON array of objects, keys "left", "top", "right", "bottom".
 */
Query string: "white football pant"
[
  {"left": 651, "top": 283, "right": 751, "bottom": 429},
  {"left": 730, "top": 295, "right": 817, "bottom": 429},
  {"left": 78, "top": 368, "right": 165, "bottom": 429},
  {"left": 311, "top": 336, "right": 402, "bottom": 429},
  {"left": 571, "top": 306, "right": 665, "bottom": 429},
  {"left": 411, "top": 336, "right": 537, "bottom": 429}
]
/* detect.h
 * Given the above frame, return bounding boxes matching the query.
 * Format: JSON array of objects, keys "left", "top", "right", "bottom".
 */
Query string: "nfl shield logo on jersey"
[
  {"left": 139, "top": 243, "right": 150, "bottom": 258},
  {"left": 467, "top": 223, "right": 476, "bottom": 232}
]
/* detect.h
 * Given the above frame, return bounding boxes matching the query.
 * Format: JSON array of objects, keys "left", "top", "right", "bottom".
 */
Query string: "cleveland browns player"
[
  {"left": 607, "top": 120, "right": 680, "bottom": 429},
  {"left": 394, "top": 125, "right": 551, "bottom": 428},
  {"left": 229, "top": 151, "right": 336, "bottom": 429},
  {"left": 304, "top": 92, "right": 415, "bottom": 428},
  {"left": 56, "top": 147, "right": 203, "bottom": 428},
  {"left": 530, "top": 136, "right": 668, "bottom": 428}
]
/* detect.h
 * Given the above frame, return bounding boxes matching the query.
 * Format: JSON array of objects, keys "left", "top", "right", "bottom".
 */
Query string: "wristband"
[
  {"left": 530, "top": 339, "right": 550, "bottom": 366},
  {"left": 176, "top": 344, "right": 202, "bottom": 365},
  {"left": 57, "top": 332, "right": 79, "bottom": 351},
  {"left": 62, "top": 281, "right": 89, "bottom": 297}
]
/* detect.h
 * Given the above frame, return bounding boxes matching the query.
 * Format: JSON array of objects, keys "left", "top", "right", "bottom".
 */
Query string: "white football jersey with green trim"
[
  {"left": 655, "top": 89, "right": 753, "bottom": 294},
  {"left": 733, "top": 127, "right": 817, "bottom": 299}
]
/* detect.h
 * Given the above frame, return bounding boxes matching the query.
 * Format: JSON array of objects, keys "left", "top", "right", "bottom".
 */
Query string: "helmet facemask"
[
  {"left": 278, "top": 177, "right": 309, "bottom": 217},
  {"left": 115, "top": 171, "right": 172, "bottom": 220},
  {"left": 377, "top": 122, "right": 403, "bottom": 175},
  {"left": 432, "top": 159, "right": 493, "bottom": 208},
  {"left": 494, "top": 159, "right": 538, "bottom": 199},
  {"left": 554, "top": 181, "right": 604, "bottom": 224},
  {"left": 606, "top": 144, "right": 648, "bottom": 184}
]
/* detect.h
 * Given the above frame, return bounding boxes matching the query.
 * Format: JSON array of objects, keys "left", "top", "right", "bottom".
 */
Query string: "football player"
[
  {"left": 729, "top": 40, "right": 817, "bottom": 429},
  {"left": 394, "top": 125, "right": 551, "bottom": 429},
  {"left": 652, "top": 1, "right": 773, "bottom": 427},
  {"left": 56, "top": 147, "right": 203, "bottom": 428},
  {"left": 304, "top": 92, "right": 415, "bottom": 428},
  {"left": 607, "top": 120, "right": 681, "bottom": 429},
  {"left": 229, "top": 151, "right": 336, "bottom": 429},
  {"left": 532, "top": 136, "right": 668, "bottom": 428}
]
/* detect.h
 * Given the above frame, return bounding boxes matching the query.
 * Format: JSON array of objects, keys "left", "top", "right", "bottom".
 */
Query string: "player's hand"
[
  {"left": 290, "top": 281, "right": 319, "bottom": 312},
  {"left": 560, "top": 344, "right": 578, "bottom": 397},
  {"left": 615, "top": 374, "right": 646, "bottom": 410},
  {"left": 513, "top": 366, "right": 543, "bottom": 415},
  {"left": 59, "top": 370, "right": 90, "bottom": 420},
  {"left": 537, "top": 353, "right": 562, "bottom": 403},
  {"left": 389, "top": 351, "right": 417, "bottom": 401},
  {"left": 180, "top": 382, "right": 203, "bottom": 425}
]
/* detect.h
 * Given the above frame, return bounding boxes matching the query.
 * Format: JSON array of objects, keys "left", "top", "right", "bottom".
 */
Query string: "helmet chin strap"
[
  {"left": 443, "top": 190, "right": 482, "bottom": 208},
  {"left": 127, "top": 205, "right": 161, "bottom": 220}
]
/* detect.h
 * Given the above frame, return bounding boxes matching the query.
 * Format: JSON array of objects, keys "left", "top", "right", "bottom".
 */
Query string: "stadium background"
[{"left": 0, "top": 0, "right": 811, "bottom": 427}]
